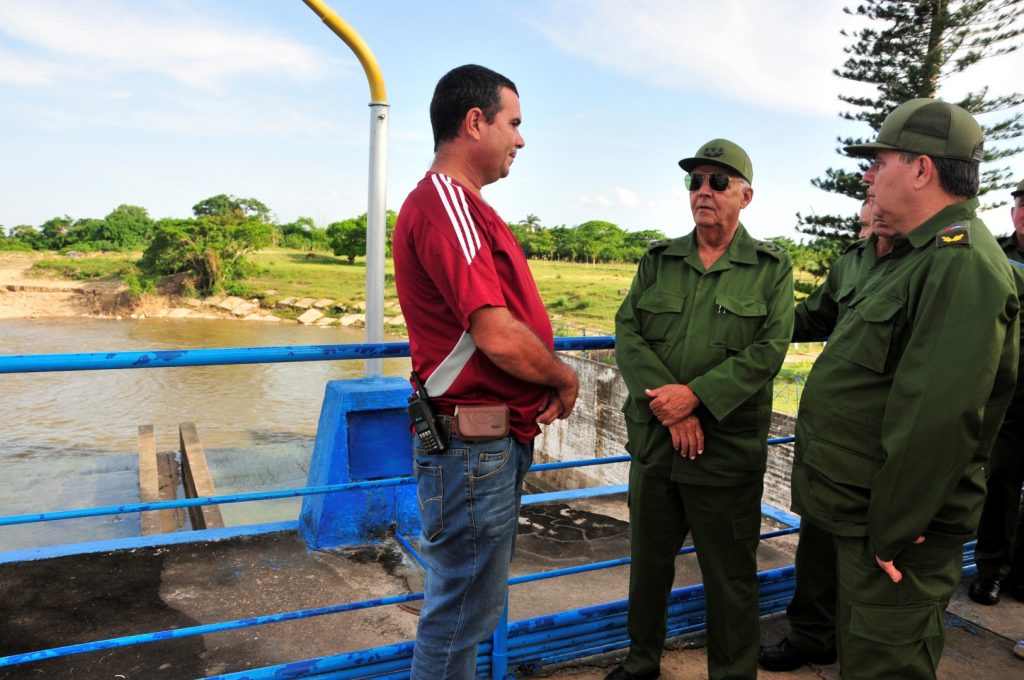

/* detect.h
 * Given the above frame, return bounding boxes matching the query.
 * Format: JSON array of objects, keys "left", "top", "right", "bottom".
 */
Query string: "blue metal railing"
[{"left": 0, "top": 335, "right": 808, "bottom": 678}]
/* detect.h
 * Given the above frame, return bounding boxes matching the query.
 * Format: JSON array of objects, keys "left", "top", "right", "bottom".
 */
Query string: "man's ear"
[
  {"left": 913, "top": 154, "right": 935, "bottom": 189},
  {"left": 741, "top": 186, "right": 754, "bottom": 209},
  {"left": 464, "top": 107, "right": 485, "bottom": 141}
]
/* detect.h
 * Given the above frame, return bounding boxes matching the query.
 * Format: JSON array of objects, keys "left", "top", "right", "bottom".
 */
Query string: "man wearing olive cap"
[
  {"left": 969, "top": 177, "right": 1024, "bottom": 607},
  {"left": 609, "top": 139, "right": 793, "bottom": 680},
  {"left": 790, "top": 98, "right": 1019, "bottom": 679}
]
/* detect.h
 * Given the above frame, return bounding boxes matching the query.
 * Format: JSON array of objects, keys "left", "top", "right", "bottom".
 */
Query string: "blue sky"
[{"left": 2, "top": 0, "right": 1023, "bottom": 241}]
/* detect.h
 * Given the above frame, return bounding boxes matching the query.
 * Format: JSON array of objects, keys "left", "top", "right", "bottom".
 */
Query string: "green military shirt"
[
  {"left": 999, "top": 233, "right": 1024, "bottom": 263},
  {"left": 794, "top": 237, "right": 881, "bottom": 342},
  {"left": 615, "top": 224, "right": 794, "bottom": 486},
  {"left": 792, "top": 198, "right": 1020, "bottom": 561}
]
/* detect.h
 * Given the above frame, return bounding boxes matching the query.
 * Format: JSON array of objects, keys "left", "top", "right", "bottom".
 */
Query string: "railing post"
[
  {"left": 299, "top": 377, "right": 419, "bottom": 548},
  {"left": 491, "top": 595, "right": 510, "bottom": 679}
]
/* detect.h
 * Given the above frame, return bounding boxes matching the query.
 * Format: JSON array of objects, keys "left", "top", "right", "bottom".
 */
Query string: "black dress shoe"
[
  {"left": 758, "top": 638, "right": 837, "bottom": 672},
  {"left": 602, "top": 665, "right": 660, "bottom": 680},
  {"left": 968, "top": 575, "right": 1001, "bottom": 605}
]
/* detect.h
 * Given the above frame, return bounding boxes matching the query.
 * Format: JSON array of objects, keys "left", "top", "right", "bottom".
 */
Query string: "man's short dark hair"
[
  {"left": 430, "top": 64, "right": 518, "bottom": 152},
  {"left": 898, "top": 151, "right": 980, "bottom": 199}
]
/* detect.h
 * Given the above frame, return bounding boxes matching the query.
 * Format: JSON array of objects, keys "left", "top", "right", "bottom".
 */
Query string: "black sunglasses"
[{"left": 684, "top": 172, "right": 741, "bottom": 192}]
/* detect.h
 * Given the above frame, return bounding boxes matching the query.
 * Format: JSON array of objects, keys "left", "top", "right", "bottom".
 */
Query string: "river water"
[{"left": 0, "top": 318, "right": 410, "bottom": 551}]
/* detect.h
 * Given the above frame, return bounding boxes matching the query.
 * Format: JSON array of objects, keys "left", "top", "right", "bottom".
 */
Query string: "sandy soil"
[{"left": 0, "top": 252, "right": 228, "bottom": 321}]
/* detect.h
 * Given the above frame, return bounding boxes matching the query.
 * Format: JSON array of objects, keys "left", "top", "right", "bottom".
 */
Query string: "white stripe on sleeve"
[{"left": 430, "top": 173, "right": 474, "bottom": 265}]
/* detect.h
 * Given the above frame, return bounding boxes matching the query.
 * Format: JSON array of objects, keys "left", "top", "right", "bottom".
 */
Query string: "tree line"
[{"left": 5, "top": 2, "right": 1021, "bottom": 295}]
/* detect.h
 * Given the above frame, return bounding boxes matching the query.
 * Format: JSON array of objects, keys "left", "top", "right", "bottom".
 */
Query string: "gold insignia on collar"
[{"left": 941, "top": 233, "right": 964, "bottom": 243}]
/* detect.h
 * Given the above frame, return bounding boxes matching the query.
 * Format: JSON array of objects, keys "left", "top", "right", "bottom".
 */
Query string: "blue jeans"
[{"left": 410, "top": 434, "right": 533, "bottom": 680}]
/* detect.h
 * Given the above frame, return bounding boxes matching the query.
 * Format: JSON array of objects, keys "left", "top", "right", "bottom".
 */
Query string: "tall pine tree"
[{"left": 798, "top": 0, "right": 1024, "bottom": 249}]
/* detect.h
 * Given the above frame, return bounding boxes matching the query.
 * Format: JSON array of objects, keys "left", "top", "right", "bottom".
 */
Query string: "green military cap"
[
  {"left": 1012, "top": 179, "right": 1024, "bottom": 197},
  {"left": 679, "top": 138, "right": 753, "bottom": 184},
  {"left": 844, "top": 98, "right": 984, "bottom": 162}
]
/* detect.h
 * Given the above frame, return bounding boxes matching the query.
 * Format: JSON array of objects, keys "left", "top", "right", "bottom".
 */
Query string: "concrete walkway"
[{"left": 1, "top": 495, "right": 1021, "bottom": 679}]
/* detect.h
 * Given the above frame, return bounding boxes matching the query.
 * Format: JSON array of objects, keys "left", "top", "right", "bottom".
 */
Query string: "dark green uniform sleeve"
[
  {"left": 869, "top": 253, "right": 1020, "bottom": 560},
  {"left": 688, "top": 257, "right": 795, "bottom": 422},
  {"left": 794, "top": 267, "right": 841, "bottom": 342},
  {"left": 614, "top": 250, "right": 678, "bottom": 399}
]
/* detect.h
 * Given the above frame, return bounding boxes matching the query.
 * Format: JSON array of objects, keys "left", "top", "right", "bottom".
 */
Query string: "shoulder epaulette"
[
  {"left": 753, "top": 239, "right": 786, "bottom": 261},
  {"left": 936, "top": 223, "right": 971, "bottom": 248},
  {"left": 647, "top": 239, "right": 672, "bottom": 252}
]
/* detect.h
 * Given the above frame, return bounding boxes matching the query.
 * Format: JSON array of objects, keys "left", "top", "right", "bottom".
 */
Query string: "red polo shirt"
[{"left": 393, "top": 171, "right": 553, "bottom": 442}]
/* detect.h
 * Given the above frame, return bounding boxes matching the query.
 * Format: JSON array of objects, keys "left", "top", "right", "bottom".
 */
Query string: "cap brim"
[
  {"left": 678, "top": 157, "right": 745, "bottom": 179},
  {"left": 843, "top": 141, "right": 897, "bottom": 158}
]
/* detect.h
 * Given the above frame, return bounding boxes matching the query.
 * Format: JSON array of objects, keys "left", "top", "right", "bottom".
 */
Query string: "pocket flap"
[
  {"left": 715, "top": 294, "right": 767, "bottom": 317},
  {"left": 638, "top": 289, "right": 684, "bottom": 314},
  {"left": 850, "top": 602, "right": 942, "bottom": 645},
  {"left": 803, "top": 436, "right": 882, "bottom": 488},
  {"left": 853, "top": 293, "right": 903, "bottom": 323}
]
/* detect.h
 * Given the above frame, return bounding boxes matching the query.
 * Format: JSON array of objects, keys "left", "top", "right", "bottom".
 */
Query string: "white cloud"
[
  {"left": 0, "top": 46, "right": 59, "bottom": 85},
  {"left": 526, "top": 0, "right": 871, "bottom": 116},
  {"left": 0, "top": 1, "right": 328, "bottom": 92},
  {"left": 615, "top": 186, "right": 640, "bottom": 207},
  {"left": 578, "top": 194, "right": 611, "bottom": 207}
]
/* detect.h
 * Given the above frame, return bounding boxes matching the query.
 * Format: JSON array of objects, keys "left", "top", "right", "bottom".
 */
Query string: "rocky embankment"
[{"left": 0, "top": 253, "right": 408, "bottom": 328}]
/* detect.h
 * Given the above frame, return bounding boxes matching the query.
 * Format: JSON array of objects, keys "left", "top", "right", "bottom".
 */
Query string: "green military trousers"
[
  {"left": 974, "top": 418, "right": 1024, "bottom": 583},
  {"left": 622, "top": 465, "right": 762, "bottom": 680},
  {"left": 834, "top": 535, "right": 961, "bottom": 680},
  {"left": 785, "top": 518, "right": 837, "bottom": 656}
]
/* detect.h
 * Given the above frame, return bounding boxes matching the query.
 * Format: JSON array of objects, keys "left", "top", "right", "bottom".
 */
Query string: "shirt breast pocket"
[
  {"left": 831, "top": 293, "right": 904, "bottom": 373},
  {"left": 637, "top": 289, "right": 684, "bottom": 343},
  {"left": 710, "top": 294, "right": 767, "bottom": 351}
]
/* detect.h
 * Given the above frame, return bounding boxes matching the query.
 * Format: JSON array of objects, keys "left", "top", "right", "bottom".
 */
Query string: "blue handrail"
[
  {"left": 0, "top": 334, "right": 806, "bottom": 677},
  {"left": 0, "top": 336, "right": 615, "bottom": 373}
]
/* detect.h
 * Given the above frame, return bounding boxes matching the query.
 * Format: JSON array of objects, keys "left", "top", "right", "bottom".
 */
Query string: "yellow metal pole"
[
  {"left": 302, "top": 0, "right": 389, "bottom": 377},
  {"left": 302, "top": 0, "right": 387, "bottom": 103}
]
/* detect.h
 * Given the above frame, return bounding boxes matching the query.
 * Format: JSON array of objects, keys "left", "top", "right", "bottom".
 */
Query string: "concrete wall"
[{"left": 533, "top": 355, "right": 799, "bottom": 510}]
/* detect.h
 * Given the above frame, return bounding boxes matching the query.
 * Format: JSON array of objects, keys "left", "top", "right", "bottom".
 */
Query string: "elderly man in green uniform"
[
  {"left": 760, "top": 203, "right": 894, "bottom": 672},
  {"left": 791, "top": 98, "right": 1019, "bottom": 680},
  {"left": 969, "top": 178, "right": 1024, "bottom": 606},
  {"left": 607, "top": 139, "right": 794, "bottom": 680}
]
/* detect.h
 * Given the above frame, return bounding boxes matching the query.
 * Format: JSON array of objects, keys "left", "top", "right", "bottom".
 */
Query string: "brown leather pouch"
[{"left": 454, "top": 404, "right": 509, "bottom": 442}]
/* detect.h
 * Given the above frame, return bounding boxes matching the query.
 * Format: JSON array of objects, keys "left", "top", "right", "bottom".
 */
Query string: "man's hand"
[
  {"left": 536, "top": 392, "right": 565, "bottom": 425},
  {"left": 645, "top": 384, "right": 700, "bottom": 426},
  {"left": 670, "top": 415, "right": 704, "bottom": 460},
  {"left": 876, "top": 535, "right": 926, "bottom": 583},
  {"left": 468, "top": 306, "right": 579, "bottom": 421},
  {"left": 555, "top": 365, "right": 579, "bottom": 419}
]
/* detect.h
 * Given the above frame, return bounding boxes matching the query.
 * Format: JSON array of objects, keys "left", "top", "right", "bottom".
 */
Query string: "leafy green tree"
[
  {"left": 38, "top": 215, "right": 74, "bottom": 250},
  {"left": 140, "top": 195, "right": 274, "bottom": 294},
  {"left": 327, "top": 217, "right": 366, "bottom": 264},
  {"left": 799, "top": 0, "right": 1024, "bottom": 247},
  {"left": 575, "top": 220, "right": 625, "bottom": 264},
  {"left": 280, "top": 216, "right": 330, "bottom": 251},
  {"left": 99, "top": 204, "right": 153, "bottom": 250},
  {"left": 8, "top": 225, "right": 42, "bottom": 249}
]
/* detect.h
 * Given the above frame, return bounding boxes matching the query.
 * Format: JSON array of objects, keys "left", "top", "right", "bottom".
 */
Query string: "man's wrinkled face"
[
  {"left": 863, "top": 150, "right": 918, "bottom": 237},
  {"left": 1011, "top": 195, "right": 1024, "bottom": 237},
  {"left": 688, "top": 163, "right": 752, "bottom": 231}
]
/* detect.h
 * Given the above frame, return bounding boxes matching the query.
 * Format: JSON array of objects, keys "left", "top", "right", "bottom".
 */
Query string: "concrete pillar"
[{"left": 300, "top": 377, "right": 419, "bottom": 549}]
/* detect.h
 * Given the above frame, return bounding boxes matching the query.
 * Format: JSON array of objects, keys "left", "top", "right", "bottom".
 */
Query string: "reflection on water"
[{"left": 0, "top": 318, "right": 410, "bottom": 550}]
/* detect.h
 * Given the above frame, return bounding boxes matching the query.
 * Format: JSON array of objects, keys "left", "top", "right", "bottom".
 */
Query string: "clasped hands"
[{"left": 645, "top": 384, "right": 703, "bottom": 459}]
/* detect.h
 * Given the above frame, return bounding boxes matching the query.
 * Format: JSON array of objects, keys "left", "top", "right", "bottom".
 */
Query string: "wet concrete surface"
[{"left": 1, "top": 497, "right": 1021, "bottom": 678}]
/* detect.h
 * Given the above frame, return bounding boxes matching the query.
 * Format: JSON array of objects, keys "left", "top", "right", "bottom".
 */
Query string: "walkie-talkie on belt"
[{"left": 408, "top": 371, "right": 446, "bottom": 452}]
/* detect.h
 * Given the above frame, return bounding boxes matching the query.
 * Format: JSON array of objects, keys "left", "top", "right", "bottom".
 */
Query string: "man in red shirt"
[{"left": 393, "top": 64, "right": 579, "bottom": 680}]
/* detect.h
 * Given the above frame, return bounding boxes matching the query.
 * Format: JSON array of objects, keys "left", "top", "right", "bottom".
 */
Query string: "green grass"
[{"left": 30, "top": 253, "right": 138, "bottom": 280}]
